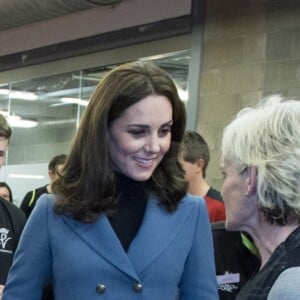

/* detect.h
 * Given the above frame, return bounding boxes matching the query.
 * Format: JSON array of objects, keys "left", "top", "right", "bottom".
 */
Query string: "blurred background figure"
[
  {"left": 0, "top": 182, "right": 13, "bottom": 203},
  {"left": 0, "top": 114, "right": 26, "bottom": 300},
  {"left": 220, "top": 96, "right": 300, "bottom": 299},
  {"left": 20, "top": 154, "right": 67, "bottom": 219},
  {"left": 178, "top": 131, "right": 226, "bottom": 222},
  {"left": 19, "top": 154, "right": 67, "bottom": 299}
]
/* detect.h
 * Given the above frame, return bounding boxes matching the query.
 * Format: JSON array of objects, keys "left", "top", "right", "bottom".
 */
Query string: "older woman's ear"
[{"left": 245, "top": 166, "right": 257, "bottom": 197}]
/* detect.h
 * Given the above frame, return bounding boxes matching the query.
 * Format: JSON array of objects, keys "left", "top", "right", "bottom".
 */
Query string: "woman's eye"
[
  {"left": 159, "top": 127, "right": 171, "bottom": 136},
  {"left": 128, "top": 130, "right": 146, "bottom": 137}
]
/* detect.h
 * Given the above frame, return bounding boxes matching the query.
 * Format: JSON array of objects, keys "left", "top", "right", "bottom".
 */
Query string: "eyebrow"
[{"left": 127, "top": 120, "right": 173, "bottom": 128}]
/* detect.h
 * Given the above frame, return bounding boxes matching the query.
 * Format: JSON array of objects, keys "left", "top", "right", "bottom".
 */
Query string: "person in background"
[
  {"left": 20, "top": 153, "right": 67, "bottom": 219},
  {"left": 177, "top": 131, "right": 257, "bottom": 299},
  {"left": 0, "top": 182, "right": 13, "bottom": 203},
  {"left": 3, "top": 61, "right": 218, "bottom": 299},
  {"left": 220, "top": 95, "right": 300, "bottom": 299},
  {"left": 0, "top": 114, "right": 26, "bottom": 299},
  {"left": 178, "top": 131, "right": 226, "bottom": 222},
  {"left": 20, "top": 154, "right": 67, "bottom": 299}
]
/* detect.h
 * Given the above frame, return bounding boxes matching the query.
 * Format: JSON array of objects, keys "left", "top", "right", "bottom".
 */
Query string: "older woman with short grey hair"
[{"left": 220, "top": 95, "right": 300, "bottom": 300}]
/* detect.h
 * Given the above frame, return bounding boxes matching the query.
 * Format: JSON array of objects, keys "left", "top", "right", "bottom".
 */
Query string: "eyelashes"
[{"left": 128, "top": 126, "right": 172, "bottom": 138}]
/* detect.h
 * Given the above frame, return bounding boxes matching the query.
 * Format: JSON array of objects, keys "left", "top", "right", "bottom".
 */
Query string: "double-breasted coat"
[{"left": 4, "top": 193, "right": 218, "bottom": 299}]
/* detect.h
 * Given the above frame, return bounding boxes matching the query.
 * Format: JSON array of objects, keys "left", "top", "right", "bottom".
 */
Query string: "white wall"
[{"left": 0, "top": 163, "right": 49, "bottom": 207}]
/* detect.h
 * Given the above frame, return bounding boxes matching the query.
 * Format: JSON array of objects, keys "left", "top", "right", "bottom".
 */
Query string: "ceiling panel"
[{"left": 0, "top": 0, "right": 98, "bottom": 31}]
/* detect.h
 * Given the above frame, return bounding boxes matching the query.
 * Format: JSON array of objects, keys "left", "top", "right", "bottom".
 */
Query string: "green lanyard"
[
  {"left": 241, "top": 232, "right": 259, "bottom": 257},
  {"left": 28, "top": 189, "right": 36, "bottom": 207}
]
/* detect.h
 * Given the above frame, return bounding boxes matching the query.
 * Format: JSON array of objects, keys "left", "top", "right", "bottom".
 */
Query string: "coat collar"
[
  {"left": 62, "top": 194, "right": 194, "bottom": 280},
  {"left": 127, "top": 195, "right": 194, "bottom": 275}
]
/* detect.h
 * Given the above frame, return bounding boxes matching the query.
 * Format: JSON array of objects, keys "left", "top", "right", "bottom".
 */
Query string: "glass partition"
[{"left": 0, "top": 49, "right": 190, "bottom": 205}]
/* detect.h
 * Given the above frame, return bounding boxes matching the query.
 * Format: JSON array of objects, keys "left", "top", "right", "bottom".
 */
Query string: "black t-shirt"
[
  {"left": 0, "top": 197, "right": 26, "bottom": 284},
  {"left": 236, "top": 227, "right": 300, "bottom": 300},
  {"left": 212, "top": 221, "right": 260, "bottom": 300}
]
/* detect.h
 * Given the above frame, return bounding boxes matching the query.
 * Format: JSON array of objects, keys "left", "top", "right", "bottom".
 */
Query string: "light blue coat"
[{"left": 4, "top": 193, "right": 218, "bottom": 300}]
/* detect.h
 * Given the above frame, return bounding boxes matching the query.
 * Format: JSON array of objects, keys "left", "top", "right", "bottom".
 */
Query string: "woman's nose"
[{"left": 144, "top": 135, "right": 160, "bottom": 153}]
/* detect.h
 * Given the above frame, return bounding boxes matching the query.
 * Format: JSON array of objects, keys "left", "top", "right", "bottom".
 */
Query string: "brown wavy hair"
[{"left": 53, "top": 61, "right": 187, "bottom": 222}]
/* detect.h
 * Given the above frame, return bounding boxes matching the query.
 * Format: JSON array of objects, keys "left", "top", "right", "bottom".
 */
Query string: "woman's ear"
[{"left": 245, "top": 166, "right": 257, "bottom": 196}]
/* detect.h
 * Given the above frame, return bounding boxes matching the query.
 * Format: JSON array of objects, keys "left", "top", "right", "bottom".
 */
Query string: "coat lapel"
[
  {"left": 62, "top": 195, "right": 194, "bottom": 280},
  {"left": 62, "top": 214, "right": 139, "bottom": 280},
  {"left": 128, "top": 194, "right": 194, "bottom": 275}
]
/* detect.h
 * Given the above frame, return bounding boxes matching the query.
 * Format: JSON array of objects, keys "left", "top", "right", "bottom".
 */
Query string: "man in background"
[
  {"left": 20, "top": 153, "right": 67, "bottom": 219},
  {"left": 178, "top": 131, "right": 226, "bottom": 222},
  {"left": 0, "top": 114, "right": 26, "bottom": 299}
]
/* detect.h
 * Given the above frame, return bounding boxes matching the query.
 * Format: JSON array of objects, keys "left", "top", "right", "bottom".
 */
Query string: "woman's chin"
[{"left": 225, "top": 219, "right": 240, "bottom": 232}]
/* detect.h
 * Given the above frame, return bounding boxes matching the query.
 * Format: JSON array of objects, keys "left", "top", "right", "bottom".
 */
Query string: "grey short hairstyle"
[{"left": 221, "top": 95, "right": 300, "bottom": 225}]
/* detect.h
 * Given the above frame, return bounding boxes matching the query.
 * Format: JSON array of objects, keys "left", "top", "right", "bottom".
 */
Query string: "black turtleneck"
[{"left": 108, "top": 173, "right": 148, "bottom": 252}]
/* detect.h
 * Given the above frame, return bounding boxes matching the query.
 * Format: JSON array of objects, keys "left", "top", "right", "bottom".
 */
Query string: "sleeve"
[
  {"left": 267, "top": 267, "right": 300, "bottom": 300},
  {"left": 3, "top": 195, "right": 53, "bottom": 300},
  {"left": 178, "top": 198, "right": 218, "bottom": 299},
  {"left": 9, "top": 206, "right": 26, "bottom": 252}
]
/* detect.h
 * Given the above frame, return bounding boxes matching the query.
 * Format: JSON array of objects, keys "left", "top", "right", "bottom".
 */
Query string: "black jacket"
[
  {"left": 237, "top": 227, "right": 300, "bottom": 300},
  {"left": 20, "top": 185, "right": 49, "bottom": 218},
  {"left": 0, "top": 197, "right": 26, "bottom": 284},
  {"left": 212, "top": 221, "right": 260, "bottom": 300}
]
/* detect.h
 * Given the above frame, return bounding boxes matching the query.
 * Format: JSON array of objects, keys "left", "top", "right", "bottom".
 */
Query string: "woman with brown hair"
[{"left": 4, "top": 62, "right": 217, "bottom": 300}]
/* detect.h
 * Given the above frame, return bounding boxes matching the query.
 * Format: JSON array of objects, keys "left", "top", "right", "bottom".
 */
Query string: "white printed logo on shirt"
[
  {"left": 0, "top": 227, "right": 13, "bottom": 253},
  {"left": 217, "top": 272, "right": 240, "bottom": 293}
]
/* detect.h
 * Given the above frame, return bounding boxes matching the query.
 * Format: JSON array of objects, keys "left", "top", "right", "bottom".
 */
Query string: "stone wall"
[{"left": 198, "top": 0, "right": 300, "bottom": 189}]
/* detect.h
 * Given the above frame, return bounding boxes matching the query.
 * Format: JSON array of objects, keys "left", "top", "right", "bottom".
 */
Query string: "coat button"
[
  {"left": 132, "top": 282, "right": 143, "bottom": 293},
  {"left": 96, "top": 284, "right": 106, "bottom": 294}
]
